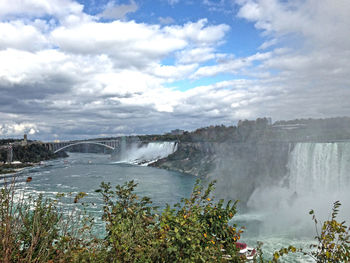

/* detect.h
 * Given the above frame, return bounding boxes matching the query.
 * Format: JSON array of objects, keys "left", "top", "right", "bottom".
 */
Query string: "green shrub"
[
  {"left": 0, "top": 182, "right": 62, "bottom": 262},
  {"left": 0, "top": 179, "right": 245, "bottom": 262},
  {"left": 308, "top": 201, "right": 350, "bottom": 262},
  {"left": 0, "top": 181, "right": 95, "bottom": 263},
  {"left": 266, "top": 201, "right": 350, "bottom": 263},
  {"left": 1, "top": 178, "right": 349, "bottom": 262},
  {"left": 96, "top": 179, "right": 244, "bottom": 262}
]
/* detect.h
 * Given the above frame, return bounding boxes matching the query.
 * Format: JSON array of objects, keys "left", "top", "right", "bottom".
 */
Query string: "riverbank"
[{"left": 0, "top": 162, "right": 37, "bottom": 179}]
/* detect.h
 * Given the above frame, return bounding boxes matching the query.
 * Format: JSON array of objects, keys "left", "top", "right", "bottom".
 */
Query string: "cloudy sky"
[{"left": 0, "top": 0, "right": 349, "bottom": 140}]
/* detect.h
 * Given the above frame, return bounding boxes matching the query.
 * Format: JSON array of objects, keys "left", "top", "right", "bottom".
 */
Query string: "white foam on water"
[{"left": 115, "top": 141, "right": 177, "bottom": 165}]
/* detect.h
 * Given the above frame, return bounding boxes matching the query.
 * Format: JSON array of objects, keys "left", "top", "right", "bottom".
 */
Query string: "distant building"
[
  {"left": 267, "top": 117, "right": 272, "bottom": 125},
  {"left": 272, "top": 124, "right": 305, "bottom": 130},
  {"left": 6, "top": 144, "right": 13, "bottom": 163},
  {"left": 21, "top": 134, "right": 28, "bottom": 146},
  {"left": 170, "top": 129, "right": 185, "bottom": 135}
]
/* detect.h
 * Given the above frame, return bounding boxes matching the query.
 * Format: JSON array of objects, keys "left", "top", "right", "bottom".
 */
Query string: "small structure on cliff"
[
  {"left": 21, "top": 134, "right": 28, "bottom": 146},
  {"left": 170, "top": 129, "right": 184, "bottom": 135}
]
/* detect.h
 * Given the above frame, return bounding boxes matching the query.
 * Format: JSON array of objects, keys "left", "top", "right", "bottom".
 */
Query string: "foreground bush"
[
  {"left": 0, "top": 182, "right": 95, "bottom": 263},
  {"left": 308, "top": 201, "right": 349, "bottom": 262},
  {"left": 0, "top": 180, "right": 245, "bottom": 262},
  {"left": 267, "top": 201, "right": 350, "bottom": 263},
  {"left": 0, "top": 179, "right": 349, "bottom": 262},
  {"left": 0, "top": 185, "right": 61, "bottom": 262},
  {"left": 97, "top": 180, "right": 243, "bottom": 262}
]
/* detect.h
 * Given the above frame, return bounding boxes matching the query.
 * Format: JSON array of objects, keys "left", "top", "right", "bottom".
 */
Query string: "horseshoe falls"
[
  {"left": 288, "top": 142, "right": 350, "bottom": 194},
  {"left": 283, "top": 142, "right": 350, "bottom": 230},
  {"left": 243, "top": 142, "right": 350, "bottom": 262},
  {"left": 245, "top": 142, "right": 350, "bottom": 208}
]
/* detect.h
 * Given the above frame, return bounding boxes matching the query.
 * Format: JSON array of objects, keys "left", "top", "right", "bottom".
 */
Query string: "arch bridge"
[{"left": 44, "top": 140, "right": 119, "bottom": 154}]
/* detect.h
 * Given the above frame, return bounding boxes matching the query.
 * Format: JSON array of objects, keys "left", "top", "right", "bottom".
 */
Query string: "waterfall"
[
  {"left": 247, "top": 142, "right": 350, "bottom": 223},
  {"left": 288, "top": 142, "right": 350, "bottom": 194},
  {"left": 115, "top": 141, "right": 177, "bottom": 165},
  {"left": 242, "top": 142, "right": 350, "bottom": 238}
]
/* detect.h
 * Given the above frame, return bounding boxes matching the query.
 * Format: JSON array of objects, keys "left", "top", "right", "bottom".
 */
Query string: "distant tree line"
[
  {"left": 60, "top": 116, "right": 350, "bottom": 146},
  {"left": 0, "top": 142, "right": 60, "bottom": 163},
  {"left": 139, "top": 117, "right": 350, "bottom": 143},
  {"left": 0, "top": 139, "right": 18, "bottom": 146}
]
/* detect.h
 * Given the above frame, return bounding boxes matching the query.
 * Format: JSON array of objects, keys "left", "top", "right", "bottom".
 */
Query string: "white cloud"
[
  {"left": 236, "top": 0, "right": 350, "bottom": 49},
  {"left": 176, "top": 47, "right": 216, "bottom": 64},
  {"left": 168, "top": 0, "right": 180, "bottom": 5},
  {"left": 202, "top": 0, "right": 231, "bottom": 13},
  {"left": 147, "top": 63, "right": 198, "bottom": 80},
  {"left": 0, "top": 0, "right": 84, "bottom": 19},
  {"left": 164, "top": 19, "right": 230, "bottom": 46},
  {"left": 0, "top": 0, "right": 349, "bottom": 139},
  {"left": 158, "top": 16, "right": 175, "bottom": 25},
  {"left": 50, "top": 19, "right": 229, "bottom": 71},
  {"left": 171, "top": 78, "right": 269, "bottom": 120},
  {"left": 0, "top": 48, "right": 76, "bottom": 86},
  {"left": 230, "top": 0, "right": 350, "bottom": 120},
  {"left": 0, "top": 2, "right": 242, "bottom": 139},
  {"left": 236, "top": 0, "right": 261, "bottom": 21},
  {"left": 191, "top": 51, "right": 271, "bottom": 78},
  {"left": 98, "top": 0, "right": 138, "bottom": 20},
  {"left": 0, "top": 122, "right": 39, "bottom": 136},
  {"left": 0, "top": 20, "right": 49, "bottom": 51},
  {"left": 258, "top": 38, "right": 277, "bottom": 50},
  {"left": 203, "top": 0, "right": 225, "bottom": 6},
  {"left": 0, "top": 15, "right": 234, "bottom": 138},
  {"left": 51, "top": 21, "right": 184, "bottom": 64}
]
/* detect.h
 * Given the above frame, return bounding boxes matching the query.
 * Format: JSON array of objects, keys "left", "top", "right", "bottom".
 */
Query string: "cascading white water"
[
  {"left": 242, "top": 142, "right": 350, "bottom": 262},
  {"left": 246, "top": 142, "right": 350, "bottom": 236},
  {"left": 288, "top": 142, "right": 350, "bottom": 194},
  {"left": 116, "top": 141, "right": 178, "bottom": 165}
]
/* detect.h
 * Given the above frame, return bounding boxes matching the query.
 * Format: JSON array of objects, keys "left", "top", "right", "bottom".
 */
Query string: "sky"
[{"left": 0, "top": 0, "right": 349, "bottom": 141}]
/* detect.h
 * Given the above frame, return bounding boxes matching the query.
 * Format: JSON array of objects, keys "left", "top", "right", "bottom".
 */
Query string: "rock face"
[
  {"left": 150, "top": 142, "right": 217, "bottom": 177},
  {"left": 151, "top": 141, "right": 292, "bottom": 204},
  {"left": 212, "top": 142, "right": 292, "bottom": 204},
  {"left": 151, "top": 117, "right": 350, "bottom": 205}
]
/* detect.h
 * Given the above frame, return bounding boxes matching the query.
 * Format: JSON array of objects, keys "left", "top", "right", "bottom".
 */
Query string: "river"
[{"left": 6, "top": 142, "right": 350, "bottom": 262}]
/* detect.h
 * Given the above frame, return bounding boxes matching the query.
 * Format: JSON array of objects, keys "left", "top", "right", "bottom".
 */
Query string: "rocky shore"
[
  {"left": 0, "top": 162, "right": 34, "bottom": 175},
  {"left": 149, "top": 142, "right": 217, "bottom": 177}
]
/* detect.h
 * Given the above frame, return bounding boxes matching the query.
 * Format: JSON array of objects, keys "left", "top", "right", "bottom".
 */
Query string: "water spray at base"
[
  {"left": 113, "top": 141, "right": 178, "bottom": 165},
  {"left": 246, "top": 142, "right": 350, "bottom": 237}
]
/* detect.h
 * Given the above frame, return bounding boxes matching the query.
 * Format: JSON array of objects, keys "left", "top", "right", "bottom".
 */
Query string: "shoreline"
[{"left": 0, "top": 162, "right": 40, "bottom": 180}]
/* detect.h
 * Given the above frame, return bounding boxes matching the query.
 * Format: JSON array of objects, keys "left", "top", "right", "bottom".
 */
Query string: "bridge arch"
[{"left": 54, "top": 141, "right": 116, "bottom": 154}]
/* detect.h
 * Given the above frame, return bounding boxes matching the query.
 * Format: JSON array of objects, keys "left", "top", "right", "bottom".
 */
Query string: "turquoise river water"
[{"left": 3, "top": 151, "right": 330, "bottom": 262}]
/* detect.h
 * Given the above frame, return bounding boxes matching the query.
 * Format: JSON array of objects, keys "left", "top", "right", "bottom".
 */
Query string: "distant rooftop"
[{"left": 272, "top": 124, "right": 306, "bottom": 130}]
